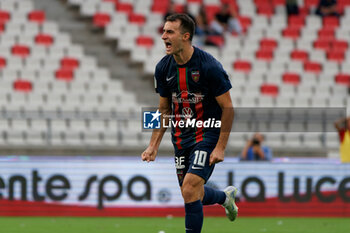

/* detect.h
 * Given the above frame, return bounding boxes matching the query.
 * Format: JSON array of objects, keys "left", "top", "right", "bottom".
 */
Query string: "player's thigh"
[{"left": 187, "top": 142, "right": 216, "bottom": 182}]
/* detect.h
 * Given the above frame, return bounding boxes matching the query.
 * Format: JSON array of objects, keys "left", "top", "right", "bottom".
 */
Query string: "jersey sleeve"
[
  {"left": 154, "top": 61, "right": 171, "bottom": 97},
  {"left": 207, "top": 62, "right": 232, "bottom": 97}
]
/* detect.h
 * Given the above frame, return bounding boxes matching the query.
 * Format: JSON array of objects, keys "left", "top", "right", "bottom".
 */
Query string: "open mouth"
[{"left": 165, "top": 42, "right": 172, "bottom": 49}]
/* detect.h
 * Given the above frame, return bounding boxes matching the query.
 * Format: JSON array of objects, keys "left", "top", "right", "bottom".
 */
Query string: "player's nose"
[{"left": 161, "top": 32, "right": 167, "bottom": 40}]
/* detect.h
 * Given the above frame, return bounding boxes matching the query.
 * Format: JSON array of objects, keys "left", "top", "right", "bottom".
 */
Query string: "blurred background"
[{"left": 0, "top": 0, "right": 349, "bottom": 222}]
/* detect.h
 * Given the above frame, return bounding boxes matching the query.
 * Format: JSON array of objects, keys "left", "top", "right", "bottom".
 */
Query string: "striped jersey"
[{"left": 155, "top": 46, "right": 232, "bottom": 151}]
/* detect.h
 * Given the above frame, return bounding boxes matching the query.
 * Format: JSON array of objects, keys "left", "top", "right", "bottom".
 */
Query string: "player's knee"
[{"left": 181, "top": 183, "right": 199, "bottom": 202}]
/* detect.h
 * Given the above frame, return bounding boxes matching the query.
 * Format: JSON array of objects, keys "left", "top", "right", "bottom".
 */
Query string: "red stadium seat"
[
  {"left": 256, "top": 50, "right": 274, "bottom": 61},
  {"left": 283, "top": 73, "right": 301, "bottom": 85},
  {"left": 327, "top": 51, "right": 345, "bottom": 63},
  {"left": 233, "top": 60, "right": 252, "bottom": 73},
  {"left": 323, "top": 17, "right": 339, "bottom": 29},
  {"left": 314, "top": 39, "right": 331, "bottom": 51},
  {"left": 61, "top": 57, "right": 80, "bottom": 70},
  {"left": 288, "top": 16, "right": 305, "bottom": 29},
  {"left": 239, "top": 16, "right": 252, "bottom": 32},
  {"left": 174, "top": 4, "right": 185, "bottom": 13},
  {"left": 318, "top": 28, "right": 335, "bottom": 40},
  {"left": 12, "top": 45, "right": 30, "bottom": 58},
  {"left": 55, "top": 69, "right": 74, "bottom": 81},
  {"left": 205, "top": 5, "right": 221, "bottom": 23},
  {"left": 335, "top": 73, "right": 350, "bottom": 86},
  {"left": 332, "top": 40, "right": 348, "bottom": 52},
  {"left": 291, "top": 50, "right": 309, "bottom": 61},
  {"left": 272, "top": 0, "right": 286, "bottom": 6},
  {"left": 151, "top": 3, "right": 168, "bottom": 14},
  {"left": 304, "top": 0, "right": 319, "bottom": 9},
  {"left": 257, "top": 5, "right": 274, "bottom": 17},
  {"left": 282, "top": 27, "right": 300, "bottom": 40},
  {"left": 93, "top": 13, "right": 111, "bottom": 27},
  {"left": 0, "top": 10, "right": 10, "bottom": 24},
  {"left": 35, "top": 34, "right": 54, "bottom": 47},
  {"left": 28, "top": 10, "right": 45, "bottom": 24},
  {"left": 304, "top": 61, "right": 322, "bottom": 74},
  {"left": 260, "top": 38, "right": 278, "bottom": 51},
  {"left": 13, "top": 80, "right": 33, "bottom": 93},
  {"left": 116, "top": 2, "right": 133, "bottom": 14},
  {"left": 129, "top": 13, "right": 146, "bottom": 25},
  {"left": 0, "top": 57, "right": 6, "bottom": 69},
  {"left": 136, "top": 36, "right": 154, "bottom": 48},
  {"left": 260, "top": 84, "right": 279, "bottom": 97},
  {"left": 206, "top": 35, "right": 225, "bottom": 47}
]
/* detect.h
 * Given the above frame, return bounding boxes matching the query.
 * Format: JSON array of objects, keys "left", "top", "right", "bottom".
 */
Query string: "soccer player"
[{"left": 141, "top": 14, "right": 238, "bottom": 233}]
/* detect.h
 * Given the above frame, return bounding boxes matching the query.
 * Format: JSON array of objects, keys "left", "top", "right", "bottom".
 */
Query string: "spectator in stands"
[
  {"left": 195, "top": 5, "right": 209, "bottom": 36},
  {"left": 315, "top": 0, "right": 340, "bottom": 17},
  {"left": 209, "top": 4, "right": 242, "bottom": 36},
  {"left": 164, "top": 2, "right": 196, "bottom": 24},
  {"left": 193, "top": 5, "right": 209, "bottom": 46},
  {"left": 164, "top": 1, "right": 176, "bottom": 22},
  {"left": 334, "top": 117, "right": 350, "bottom": 163},
  {"left": 241, "top": 133, "right": 273, "bottom": 161},
  {"left": 286, "top": 0, "right": 299, "bottom": 16}
]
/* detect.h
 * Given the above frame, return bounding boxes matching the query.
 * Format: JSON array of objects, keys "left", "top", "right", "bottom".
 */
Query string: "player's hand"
[
  {"left": 141, "top": 146, "right": 158, "bottom": 162},
  {"left": 209, "top": 147, "right": 225, "bottom": 166}
]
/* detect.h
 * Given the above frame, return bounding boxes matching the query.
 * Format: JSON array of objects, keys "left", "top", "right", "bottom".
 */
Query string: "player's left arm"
[{"left": 209, "top": 91, "right": 234, "bottom": 165}]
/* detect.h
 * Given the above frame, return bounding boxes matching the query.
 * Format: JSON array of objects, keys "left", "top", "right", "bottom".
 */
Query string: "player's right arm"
[{"left": 141, "top": 96, "right": 171, "bottom": 162}]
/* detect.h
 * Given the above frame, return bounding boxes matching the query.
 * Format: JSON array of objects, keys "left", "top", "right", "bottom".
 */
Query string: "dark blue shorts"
[{"left": 174, "top": 141, "right": 216, "bottom": 186}]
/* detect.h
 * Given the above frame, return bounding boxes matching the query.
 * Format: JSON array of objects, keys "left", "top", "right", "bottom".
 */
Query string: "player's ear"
[{"left": 182, "top": 32, "right": 190, "bottom": 41}]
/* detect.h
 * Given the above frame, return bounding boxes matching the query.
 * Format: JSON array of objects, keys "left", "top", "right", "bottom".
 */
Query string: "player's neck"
[{"left": 173, "top": 45, "right": 194, "bottom": 65}]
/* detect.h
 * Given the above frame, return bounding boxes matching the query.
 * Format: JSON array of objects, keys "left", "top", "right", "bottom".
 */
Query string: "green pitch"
[{"left": 0, "top": 217, "right": 349, "bottom": 233}]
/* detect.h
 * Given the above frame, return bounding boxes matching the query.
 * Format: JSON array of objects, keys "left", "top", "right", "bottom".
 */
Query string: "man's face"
[{"left": 161, "top": 20, "right": 186, "bottom": 55}]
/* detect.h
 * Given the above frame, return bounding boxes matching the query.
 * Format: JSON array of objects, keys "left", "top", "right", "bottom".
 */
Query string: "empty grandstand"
[{"left": 0, "top": 0, "right": 349, "bottom": 157}]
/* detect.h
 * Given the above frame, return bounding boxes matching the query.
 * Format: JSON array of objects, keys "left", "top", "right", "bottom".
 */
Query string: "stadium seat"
[
  {"left": 13, "top": 80, "right": 33, "bottom": 93},
  {"left": 129, "top": 13, "right": 146, "bottom": 25},
  {"left": 136, "top": 35, "right": 154, "bottom": 48},
  {"left": 0, "top": 10, "right": 11, "bottom": 24},
  {"left": 283, "top": 72, "right": 301, "bottom": 85},
  {"left": 93, "top": 13, "right": 111, "bottom": 27},
  {"left": 291, "top": 50, "right": 309, "bottom": 61},
  {"left": 304, "top": 61, "right": 322, "bottom": 74},
  {"left": 260, "top": 83, "right": 279, "bottom": 97},
  {"left": 60, "top": 57, "right": 80, "bottom": 70},
  {"left": 327, "top": 50, "right": 345, "bottom": 63},
  {"left": 0, "top": 57, "right": 7, "bottom": 69},
  {"left": 116, "top": 2, "right": 133, "bottom": 14},
  {"left": 282, "top": 27, "right": 300, "bottom": 40},
  {"left": 11, "top": 44, "right": 30, "bottom": 58},
  {"left": 256, "top": 49, "right": 274, "bottom": 61},
  {"left": 35, "top": 34, "right": 54, "bottom": 47},
  {"left": 28, "top": 10, "right": 45, "bottom": 24},
  {"left": 233, "top": 60, "right": 252, "bottom": 73},
  {"left": 55, "top": 69, "right": 74, "bottom": 81},
  {"left": 335, "top": 73, "right": 350, "bottom": 86}
]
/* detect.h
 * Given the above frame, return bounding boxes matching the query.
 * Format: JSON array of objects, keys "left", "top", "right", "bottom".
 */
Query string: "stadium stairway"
[{"left": 31, "top": 0, "right": 157, "bottom": 105}]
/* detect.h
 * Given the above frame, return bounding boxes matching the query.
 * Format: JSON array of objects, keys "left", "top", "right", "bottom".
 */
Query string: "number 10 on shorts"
[{"left": 193, "top": 150, "right": 207, "bottom": 167}]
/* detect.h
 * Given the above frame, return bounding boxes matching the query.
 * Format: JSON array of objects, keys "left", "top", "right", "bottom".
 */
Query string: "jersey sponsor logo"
[
  {"left": 172, "top": 91, "right": 204, "bottom": 104},
  {"left": 182, "top": 107, "right": 193, "bottom": 120},
  {"left": 191, "top": 70, "right": 200, "bottom": 82},
  {"left": 175, "top": 156, "right": 185, "bottom": 169}
]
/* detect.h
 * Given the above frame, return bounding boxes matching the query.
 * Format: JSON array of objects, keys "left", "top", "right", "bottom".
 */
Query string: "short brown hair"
[{"left": 165, "top": 13, "right": 195, "bottom": 41}]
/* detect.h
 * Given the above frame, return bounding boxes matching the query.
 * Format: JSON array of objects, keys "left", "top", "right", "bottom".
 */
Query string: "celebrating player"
[{"left": 141, "top": 14, "right": 238, "bottom": 233}]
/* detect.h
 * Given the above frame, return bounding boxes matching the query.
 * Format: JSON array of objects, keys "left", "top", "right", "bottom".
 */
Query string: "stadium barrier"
[{"left": 0, "top": 156, "right": 349, "bottom": 217}]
